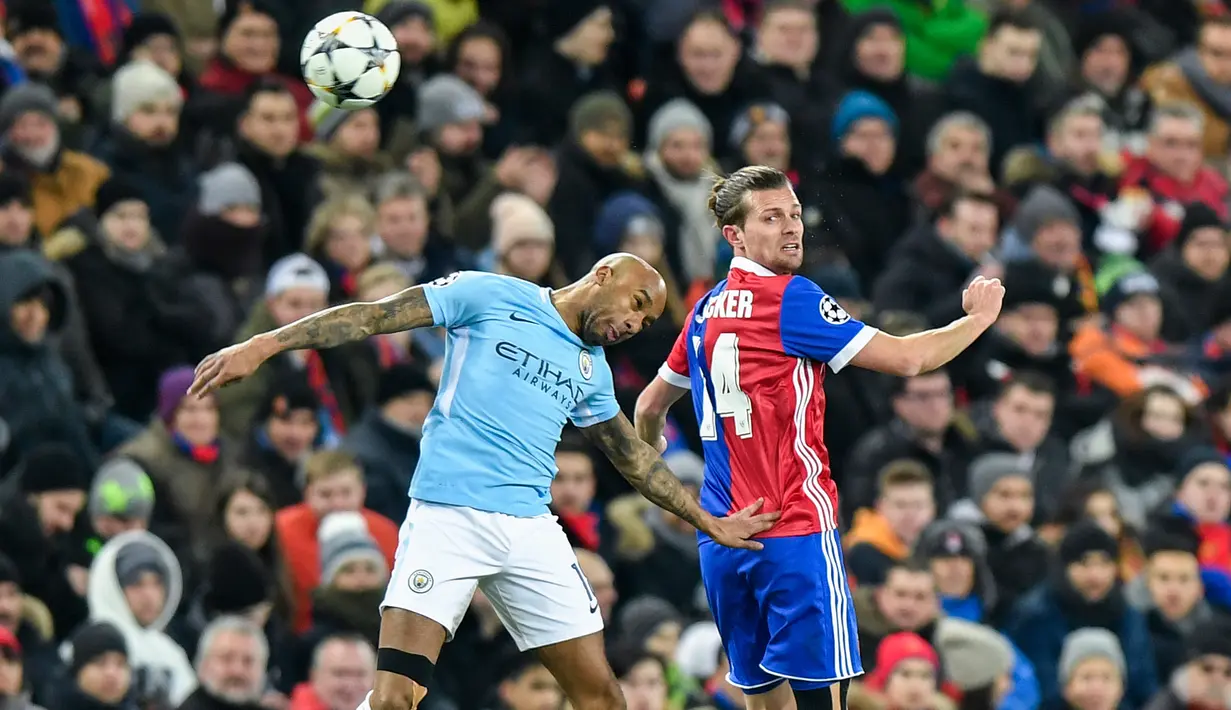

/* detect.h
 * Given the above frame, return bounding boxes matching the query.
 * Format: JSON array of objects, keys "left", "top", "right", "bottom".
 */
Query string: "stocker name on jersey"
[
  {"left": 697, "top": 289, "right": 753, "bottom": 322},
  {"left": 494, "top": 340, "right": 589, "bottom": 406}
]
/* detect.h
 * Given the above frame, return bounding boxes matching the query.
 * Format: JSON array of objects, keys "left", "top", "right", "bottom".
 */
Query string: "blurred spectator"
[
  {"left": 873, "top": 191, "right": 1000, "bottom": 328},
  {"left": 1002, "top": 186, "right": 1095, "bottom": 324},
  {"left": 1150, "top": 448, "right": 1231, "bottom": 604},
  {"left": 288, "top": 634, "right": 373, "bottom": 710},
  {"left": 216, "top": 253, "right": 378, "bottom": 441},
  {"left": 92, "top": 59, "right": 197, "bottom": 241},
  {"left": 1071, "top": 385, "right": 1204, "bottom": 530},
  {"left": 844, "top": 370, "right": 980, "bottom": 517},
  {"left": 240, "top": 374, "right": 320, "bottom": 509},
  {"left": 607, "top": 450, "right": 705, "bottom": 617},
  {"left": 1140, "top": 17, "right": 1231, "bottom": 162},
  {"left": 1073, "top": 11, "right": 1151, "bottom": 154},
  {"left": 0, "top": 250, "right": 99, "bottom": 466},
  {"left": 1119, "top": 103, "right": 1229, "bottom": 255},
  {"left": 549, "top": 436, "right": 602, "bottom": 553},
  {"left": 1151, "top": 203, "right": 1231, "bottom": 342},
  {"left": 726, "top": 101, "right": 792, "bottom": 179},
  {"left": 0, "top": 84, "right": 109, "bottom": 238},
  {"left": 232, "top": 80, "right": 322, "bottom": 268},
  {"left": 58, "top": 621, "right": 135, "bottom": 710},
  {"left": 180, "top": 616, "right": 269, "bottom": 710},
  {"left": 118, "top": 13, "right": 192, "bottom": 93},
  {"left": 752, "top": 1, "right": 832, "bottom": 172},
  {"left": 949, "top": 452, "right": 1050, "bottom": 623},
  {"left": 998, "top": 0, "right": 1075, "bottom": 113},
  {"left": 845, "top": 460, "right": 937, "bottom": 587},
  {"left": 837, "top": 0, "right": 985, "bottom": 81},
  {"left": 299, "top": 512, "right": 388, "bottom": 654},
  {"left": 616, "top": 596, "right": 700, "bottom": 708},
  {"left": 0, "top": 445, "right": 89, "bottom": 636},
  {"left": 1006, "top": 521, "right": 1158, "bottom": 708},
  {"left": 0, "top": 553, "right": 59, "bottom": 706},
  {"left": 911, "top": 112, "right": 1016, "bottom": 224},
  {"left": 73, "top": 457, "right": 155, "bottom": 565},
  {"left": 592, "top": 192, "right": 689, "bottom": 327},
  {"left": 915, "top": 520, "right": 998, "bottom": 624},
  {"left": 303, "top": 193, "right": 376, "bottom": 304},
  {"left": 944, "top": 9, "right": 1044, "bottom": 174},
  {"left": 574, "top": 549, "right": 617, "bottom": 626},
  {"left": 548, "top": 90, "right": 642, "bottom": 280},
  {"left": 516, "top": 3, "right": 616, "bottom": 148},
  {"left": 372, "top": 2, "right": 439, "bottom": 158},
  {"left": 445, "top": 21, "right": 514, "bottom": 160},
  {"left": 1144, "top": 619, "right": 1231, "bottom": 710},
  {"left": 931, "top": 621, "right": 1018, "bottom": 710},
  {"left": 274, "top": 451, "right": 398, "bottom": 634},
  {"left": 118, "top": 367, "right": 231, "bottom": 565},
  {"left": 212, "top": 476, "right": 292, "bottom": 619},
  {"left": 1057, "top": 628, "right": 1127, "bottom": 710},
  {"left": 85, "top": 530, "right": 196, "bottom": 708},
  {"left": 369, "top": 173, "right": 457, "bottom": 287},
  {"left": 487, "top": 192, "right": 562, "bottom": 287},
  {"left": 855, "top": 559, "right": 938, "bottom": 662},
  {"left": 815, "top": 90, "right": 910, "bottom": 290},
  {"left": 609, "top": 643, "right": 670, "bottom": 710},
  {"left": 434, "top": 590, "right": 517, "bottom": 710},
  {"left": 64, "top": 179, "right": 212, "bottom": 420},
  {"left": 1125, "top": 523, "right": 1216, "bottom": 683},
  {"left": 488, "top": 651, "right": 563, "bottom": 710},
  {"left": 4, "top": 6, "right": 100, "bottom": 133},
  {"left": 0, "top": 624, "right": 46, "bottom": 710},
  {"left": 353, "top": 264, "right": 444, "bottom": 377},
  {"left": 305, "top": 103, "right": 388, "bottom": 199},
  {"left": 857, "top": 631, "right": 947, "bottom": 710}
]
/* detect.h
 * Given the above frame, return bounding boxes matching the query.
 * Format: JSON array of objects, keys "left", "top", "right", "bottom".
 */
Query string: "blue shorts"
[{"left": 699, "top": 530, "right": 862, "bottom": 693}]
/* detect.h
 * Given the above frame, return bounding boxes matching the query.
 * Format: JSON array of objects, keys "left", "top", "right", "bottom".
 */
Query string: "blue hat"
[
  {"left": 593, "top": 192, "right": 663, "bottom": 255},
  {"left": 831, "top": 90, "right": 898, "bottom": 145}
]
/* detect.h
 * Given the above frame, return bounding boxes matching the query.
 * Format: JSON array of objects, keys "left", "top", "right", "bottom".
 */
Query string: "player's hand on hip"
[
  {"left": 708, "top": 498, "right": 781, "bottom": 550},
  {"left": 961, "top": 275, "right": 1005, "bottom": 326},
  {"left": 188, "top": 339, "right": 269, "bottom": 398}
]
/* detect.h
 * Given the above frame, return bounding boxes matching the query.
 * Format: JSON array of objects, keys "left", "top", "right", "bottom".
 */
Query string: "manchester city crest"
[
  {"left": 409, "top": 569, "right": 434, "bottom": 593},
  {"left": 579, "top": 350, "right": 593, "bottom": 380}
]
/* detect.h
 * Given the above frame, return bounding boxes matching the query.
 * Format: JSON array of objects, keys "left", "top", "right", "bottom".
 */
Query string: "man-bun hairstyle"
[{"left": 707, "top": 165, "right": 790, "bottom": 228}]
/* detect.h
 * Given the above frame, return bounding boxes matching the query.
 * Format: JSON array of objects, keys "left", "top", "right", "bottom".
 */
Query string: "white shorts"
[{"left": 382, "top": 500, "right": 604, "bottom": 651}]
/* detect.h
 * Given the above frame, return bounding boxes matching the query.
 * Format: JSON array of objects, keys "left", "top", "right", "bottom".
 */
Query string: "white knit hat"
[
  {"left": 318, "top": 511, "right": 387, "bottom": 586},
  {"left": 490, "top": 192, "right": 554, "bottom": 255},
  {"left": 111, "top": 59, "right": 182, "bottom": 124}
]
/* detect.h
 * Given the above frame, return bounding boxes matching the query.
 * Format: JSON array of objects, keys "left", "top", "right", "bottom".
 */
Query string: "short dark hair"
[
  {"left": 877, "top": 459, "right": 934, "bottom": 497},
  {"left": 762, "top": 0, "right": 813, "bottom": 17},
  {"left": 939, "top": 190, "right": 998, "bottom": 219},
  {"left": 998, "top": 371, "right": 1056, "bottom": 400},
  {"left": 886, "top": 556, "right": 932, "bottom": 579},
  {"left": 986, "top": 9, "right": 1039, "bottom": 36},
  {"left": 707, "top": 165, "right": 791, "bottom": 228},
  {"left": 1142, "top": 518, "right": 1200, "bottom": 559},
  {"left": 242, "top": 77, "right": 296, "bottom": 113},
  {"left": 888, "top": 368, "right": 948, "bottom": 397}
]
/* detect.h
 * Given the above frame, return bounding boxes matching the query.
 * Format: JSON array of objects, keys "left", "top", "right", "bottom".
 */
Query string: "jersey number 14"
[{"left": 695, "top": 333, "right": 753, "bottom": 440}]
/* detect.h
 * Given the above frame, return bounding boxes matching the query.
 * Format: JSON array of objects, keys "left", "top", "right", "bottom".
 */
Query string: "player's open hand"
[
  {"left": 707, "top": 498, "right": 781, "bottom": 550},
  {"left": 961, "top": 275, "right": 1005, "bottom": 325},
  {"left": 188, "top": 339, "right": 270, "bottom": 399}
]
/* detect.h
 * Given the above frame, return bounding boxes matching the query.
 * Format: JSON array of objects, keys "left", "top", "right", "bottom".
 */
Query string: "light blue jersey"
[{"left": 410, "top": 271, "right": 621, "bottom": 517}]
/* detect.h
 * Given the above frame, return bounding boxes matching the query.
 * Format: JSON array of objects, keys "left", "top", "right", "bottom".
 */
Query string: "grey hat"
[
  {"left": 114, "top": 540, "right": 167, "bottom": 588},
  {"left": 89, "top": 458, "right": 155, "bottom": 521},
  {"left": 110, "top": 59, "right": 182, "bottom": 124},
  {"left": 647, "top": 98, "right": 712, "bottom": 152},
  {"left": 617, "top": 595, "right": 682, "bottom": 649},
  {"left": 318, "top": 512, "right": 387, "bottom": 586},
  {"left": 1013, "top": 185, "right": 1081, "bottom": 242},
  {"left": 416, "top": 74, "right": 486, "bottom": 133},
  {"left": 0, "top": 83, "right": 57, "bottom": 134},
  {"left": 664, "top": 450, "right": 704, "bottom": 488},
  {"left": 968, "top": 452, "right": 1035, "bottom": 504},
  {"left": 198, "top": 162, "right": 261, "bottom": 216},
  {"left": 934, "top": 619, "right": 1015, "bottom": 691},
  {"left": 1058, "top": 628, "right": 1126, "bottom": 685}
]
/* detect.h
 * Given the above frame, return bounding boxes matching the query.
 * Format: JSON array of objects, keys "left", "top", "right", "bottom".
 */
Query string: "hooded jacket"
[{"left": 85, "top": 530, "right": 196, "bottom": 707}]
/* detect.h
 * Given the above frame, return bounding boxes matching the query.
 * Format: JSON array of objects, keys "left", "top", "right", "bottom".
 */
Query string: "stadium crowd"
[{"left": 3, "top": 0, "right": 1231, "bottom": 709}]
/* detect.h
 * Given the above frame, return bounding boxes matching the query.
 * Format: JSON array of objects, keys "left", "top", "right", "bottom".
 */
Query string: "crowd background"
[{"left": 5, "top": 0, "right": 1231, "bottom": 709}]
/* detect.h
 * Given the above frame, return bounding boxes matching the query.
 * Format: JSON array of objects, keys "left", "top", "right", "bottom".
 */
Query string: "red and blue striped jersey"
[{"left": 659, "top": 257, "right": 877, "bottom": 536}]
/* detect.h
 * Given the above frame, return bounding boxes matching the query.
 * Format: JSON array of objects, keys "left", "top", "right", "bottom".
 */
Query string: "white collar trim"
[{"left": 730, "top": 256, "right": 777, "bottom": 277}]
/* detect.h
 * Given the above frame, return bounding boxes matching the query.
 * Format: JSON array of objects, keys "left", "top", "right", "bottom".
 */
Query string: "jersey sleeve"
[
  {"left": 657, "top": 320, "right": 692, "bottom": 389},
  {"left": 570, "top": 353, "right": 622, "bottom": 428},
  {"left": 779, "top": 276, "right": 878, "bottom": 373},
  {"left": 421, "top": 271, "right": 492, "bottom": 328}
]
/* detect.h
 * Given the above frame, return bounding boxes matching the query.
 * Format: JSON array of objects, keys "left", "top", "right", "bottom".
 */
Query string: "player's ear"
[
  {"left": 722, "top": 224, "right": 743, "bottom": 250},
  {"left": 593, "top": 265, "right": 613, "bottom": 284}
]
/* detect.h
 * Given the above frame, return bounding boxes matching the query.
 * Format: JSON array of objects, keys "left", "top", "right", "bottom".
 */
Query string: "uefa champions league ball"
[{"left": 300, "top": 11, "right": 400, "bottom": 110}]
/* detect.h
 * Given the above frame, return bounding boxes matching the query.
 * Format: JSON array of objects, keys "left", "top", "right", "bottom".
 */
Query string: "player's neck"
[{"left": 549, "top": 286, "right": 586, "bottom": 339}]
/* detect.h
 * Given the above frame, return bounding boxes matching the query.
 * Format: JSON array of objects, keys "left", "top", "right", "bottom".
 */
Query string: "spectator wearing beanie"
[
  {"left": 815, "top": 90, "right": 911, "bottom": 291},
  {"left": 915, "top": 520, "right": 998, "bottom": 624},
  {"left": 0, "top": 551, "right": 60, "bottom": 707},
  {"left": 854, "top": 632, "right": 948, "bottom": 710},
  {"left": 485, "top": 192, "right": 564, "bottom": 287},
  {"left": 592, "top": 192, "right": 690, "bottom": 327},
  {"left": 642, "top": 98, "right": 719, "bottom": 287},
  {"left": 1146, "top": 618, "right": 1231, "bottom": 710},
  {"left": 72, "top": 457, "right": 155, "bottom": 567},
  {"left": 1150, "top": 448, "right": 1231, "bottom": 608},
  {"left": 548, "top": 90, "right": 644, "bottom": 280},
  {"left": 118, "top": 366, "right": 233, "bottom": 565},
  {"left": 64, "top": 176, "right": 211, "bottom": 420},
  {"left": 1006, "top": 521, "right": 1157, "bottom": 708},
  {"left": 93, "top": 58, "right": 198, "bottom": 242},
  {"left": 1058, "top": 628, "right": 1127, "bottom": 710},
  {"left": 0, "top": 83, "right": 110, "bottom": 237},
  {"left": 305, "top": 101, "right": 391, "bottom": 200},
  {"left": 57, "top": 621, "right": 133, "bottom": 710},
  {"left": 0, "top": 250, "right": 99, "bottom": 468},
  {"left": 1150, "top": 202, "right": 1231, "bottom": 341},
  {"left": 86, "top": 531, "right": 195, "bottom": 707},
  {"left": 1002, "top": 184, "right": 1097, "bottom": 322},
  {"left": 931, "top": 620, "right": 1023, "bottom": 710},
  {"left": 1070, "top": 11, "right": 1150, "bottom": 154},
  {"left": 343, "top": 364, "right": 433, "bottom": 523},
  {"left": 239, "top": 372, "right": 322, "bottom": 509},
  {"left": 0, "top": 622, "right": 46, "bottom": 710},
  {"left": 217, "top": 252, "right": 379, "bottom": 442},
  {"left": 118, "top": 12, "right": 190, "bottom": 85},
  {"left": 192, "top": 0, "right": 313, "bottom": 142},
  {"left": 949, "top": 452, "right": 1050, "bottom": 623},
  {"left": 4, "top": 5, "right": 101, "bottom": 136},
  {"left": 300, "top": 511, "right": 389, "bottom": 664},
  {"left": 615, "top": 596, "right": 701, "bottom": 710}
]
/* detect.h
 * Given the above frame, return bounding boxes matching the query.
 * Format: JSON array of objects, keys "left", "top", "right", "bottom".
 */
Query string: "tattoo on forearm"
[
  {"left": 273, "top": 287, "right": 434, "bottom": 351},
  {"left": 583, "top": 414, "right": 708, "bottom": 530}
]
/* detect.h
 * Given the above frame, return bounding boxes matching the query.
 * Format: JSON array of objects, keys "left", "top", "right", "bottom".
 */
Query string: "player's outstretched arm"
[
  {"left": 188, "top": 286, "right": 435, "bottom": 397},
  {"left": 581, "top": 413, "right": 780, "bottom": 550}
]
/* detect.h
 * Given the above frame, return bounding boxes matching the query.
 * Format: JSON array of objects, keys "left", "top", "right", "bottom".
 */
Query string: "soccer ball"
[{"left": 300, "top": 11, "right": 400, "bottom": 110}]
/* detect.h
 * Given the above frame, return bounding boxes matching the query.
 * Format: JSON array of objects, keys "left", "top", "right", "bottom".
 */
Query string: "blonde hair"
[
  {"left": 356, "top": 262, "right": 411, "bottom": 297},
  {"left": 304, "top": 193, "right": 377, "bottom": 256},
  {"left": 303, "top": 450, "right": 363, "bottom": 486}
]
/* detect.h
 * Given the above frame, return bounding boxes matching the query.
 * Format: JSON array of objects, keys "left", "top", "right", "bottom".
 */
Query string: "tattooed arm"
[
  {"left": 189, "top": 287, "right": 434, "bottom": 397},
  {"left": 580, "top": 413, "right": 778, "bottom": 550}
]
